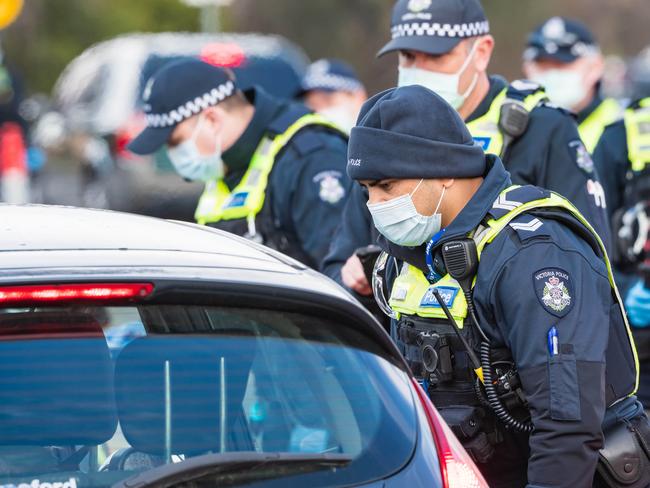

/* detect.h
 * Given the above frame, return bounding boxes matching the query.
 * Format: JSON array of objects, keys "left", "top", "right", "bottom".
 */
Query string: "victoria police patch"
[
  {"left": 316, "top": 173, "right": 345, "bottom": 204},
  {"left": 533, "top": 268, "right": 574, "bottom": 317},
  {"left": 568, "top": 139, "right": 594, "bottom": 174}
]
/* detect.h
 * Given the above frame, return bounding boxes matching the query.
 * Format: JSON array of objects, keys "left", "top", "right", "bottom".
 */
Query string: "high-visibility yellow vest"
[
  {"left": 624, "top": 98, "right": 650, "bottom": 173},
  {"left": 388, "top": 185, "right": 639, "bottom": 397},
  {"left": 578, "top": 98, "right": 622, "bottom": 154},
  {"left": 466, "top": 87, "right": 548, "bottom": 156},
  {"left": 194, "top": 113, "right": 341, "bottom": 226}
]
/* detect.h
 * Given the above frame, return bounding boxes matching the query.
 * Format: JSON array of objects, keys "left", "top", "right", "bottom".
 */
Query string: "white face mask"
[
  {"left": 367, "top": 180, "right": 445, "bottom": 247},
  {"left": 167, "top": 114, "right": 224, "bottom": 182},
  {"left": 397, "top": 42, "right": 479, "bottom": 109},
  {"left": 530, "top": 69, "right": 585, "bottom": 111},
  {"left": 318, "top": 104, "right": 357, "bottom": 134}
]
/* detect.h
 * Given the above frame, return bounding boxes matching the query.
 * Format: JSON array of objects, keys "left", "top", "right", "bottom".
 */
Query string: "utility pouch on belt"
[
  {"left": 438, "top": 405, "right": 495, "bottom": 464},
  {"left": 595, "top": 415, "right": 650, "bottom": 487}
]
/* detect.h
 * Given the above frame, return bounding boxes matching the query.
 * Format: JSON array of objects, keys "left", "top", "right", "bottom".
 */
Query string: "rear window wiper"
[{"left": 112, "top": 451, "right": 353, "bottom": 488}]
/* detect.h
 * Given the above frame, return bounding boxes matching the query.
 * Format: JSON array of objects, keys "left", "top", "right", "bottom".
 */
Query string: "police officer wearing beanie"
[
  {"left": 128, "top": 58, "right": 350, "bottom": 268},
  {"left": 321, "top": 0, "right": 611, "bottom": 300},
  {"left": 348, "top": 84, "right": 647, "bottom": 487},
  {"left": 523, "top": 17, "right": 622, "bottom": 154}
]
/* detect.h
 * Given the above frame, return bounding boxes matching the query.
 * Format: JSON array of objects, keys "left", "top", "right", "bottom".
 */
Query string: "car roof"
[
  {"left": 0, "top": 204, "right": 349, "bottom": 298},
  {"left": 0, "top": 205, "right": 407, "bottom": 368}
]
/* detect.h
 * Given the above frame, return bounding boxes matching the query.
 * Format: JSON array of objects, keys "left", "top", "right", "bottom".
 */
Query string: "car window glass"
[{"left": 0, "top": 306, "right": 416, "bottom": 488}]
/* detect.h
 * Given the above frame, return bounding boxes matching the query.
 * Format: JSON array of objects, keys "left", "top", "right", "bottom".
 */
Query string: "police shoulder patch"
[
  {"left": 533, "top": 268, "right": 574, "bottom": 317},
  {"left": 314, "top": 170, "right": 345, "bottom": 204},
  {"left": 568, "top": 139, "right": 594, "bottom": 174}
]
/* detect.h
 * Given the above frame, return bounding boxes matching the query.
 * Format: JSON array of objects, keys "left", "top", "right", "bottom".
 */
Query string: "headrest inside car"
[
  {"left": 114, "top": 334, "right": 256, "bottom": 456},
  {"left": 0, "top": 311, "right": 117, "bottom": 446}
]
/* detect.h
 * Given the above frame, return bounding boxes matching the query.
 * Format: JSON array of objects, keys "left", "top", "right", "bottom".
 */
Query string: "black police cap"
[
  {"left": 128, "top": 57, "right": 237, "bottom": 156},
  {"left": 299, "top": 59, "right": 364, "bottom": 95},
  {"left": 524, "top": 17, "right": 599, "bottom": 64},
  {"left": 378, "top": 0, "right": 489, "bottom": 58}
]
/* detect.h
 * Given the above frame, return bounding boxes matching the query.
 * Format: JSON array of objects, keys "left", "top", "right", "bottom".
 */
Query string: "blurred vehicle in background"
[
  {"left": 0, "top": 204, "right": 488, "bottom": 488},
  {"left": 40, "top": 32, "right": 310, "bottom": 220}
]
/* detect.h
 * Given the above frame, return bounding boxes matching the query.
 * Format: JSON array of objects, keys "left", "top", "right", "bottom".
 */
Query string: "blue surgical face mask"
[
  {"left": 318, "top": 104, "right": 358, "bottom": 134},
  {"left": 167, "top": 114, "right": 224, "bottom": 182},
  {"left": 529, "top": 69, "right": 585, "bottom": 110},
  {"left": 397, "top": 42, "right": 479, "bottom": 110},
  {"left": 367, "top": 180, "right": 446, "bottom": 247}
]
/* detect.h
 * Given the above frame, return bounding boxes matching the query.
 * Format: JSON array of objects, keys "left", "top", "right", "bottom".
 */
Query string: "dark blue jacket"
[
  {"left": 321, "top": 76, "right": 611, "bottom": 288},
  {"left": 592, "top": 119, "right": 628, "bottom": 223},
  {"left": 218, "top": 88, "right": 350, "bottom": 267},
  {"left": 384, "top": 155, "right": 636, "bottom": 488},
  {"left": 591, "top": 119, "right": 638, "bottom": 295}
]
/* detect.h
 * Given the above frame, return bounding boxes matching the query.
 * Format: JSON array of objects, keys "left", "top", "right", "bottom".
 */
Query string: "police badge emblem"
[
  {"left": 534, "top": 268, "right": 574, "bottom": 317},
  {"left": 142, "top": 77, "right": 155, "bottom": 102},
  {"left": 542, "top": 275, "right": 571, "bottom": 312},
  {"left": 408, "top": 0, "right": 432, "bottom": 13},
  {"left": 318, "top": 174, "right": 345, "bottom": 204},
  {"left": 568, "top": 140, "right": 594, "bottom": 174}
]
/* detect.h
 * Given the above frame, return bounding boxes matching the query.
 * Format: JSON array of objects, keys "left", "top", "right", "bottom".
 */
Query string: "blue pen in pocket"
[{"left": 547, "top": 326, "right": 559, "bottom": 356}]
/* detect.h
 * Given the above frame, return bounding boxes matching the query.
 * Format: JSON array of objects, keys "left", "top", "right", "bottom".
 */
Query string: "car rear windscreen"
[{"left": 0, "top": 305, "right": 417, "bottom": 488}]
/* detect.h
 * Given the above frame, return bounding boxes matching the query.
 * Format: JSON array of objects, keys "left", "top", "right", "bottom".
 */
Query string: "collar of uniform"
[
  {"left": 437, "top": 154, "right": 511, "bottom": 243},
  {"left": 222, "top": 87, "right": 284, "bottom": 174},
  {"left": 576, "top": 92, "right": 603, "bottom": 125},
  {"left": 465, "top": 75, "right": 508, "bottom": 124},
  {"left": 379, "top": 154, "right": 511, "bottom": 273}
]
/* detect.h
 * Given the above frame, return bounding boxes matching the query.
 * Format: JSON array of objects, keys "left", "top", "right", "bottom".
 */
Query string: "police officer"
[
  {"left": 298, "top": 58, "right": 367, "bottom": 134},
  {"left": 321, "top": 0, "right": 610, "bottom": 297},
  {"left": 349, "top": 84, "right": 647, "bottom": 488},
  {"left": 128, "top": 58, "right": 350, "bottom": 268},
  {"left": 523, "top": 17, "right": 622, "bottom": 153},
  {"left": 593, "top": 87, "right": 650, "bottom": 406}
]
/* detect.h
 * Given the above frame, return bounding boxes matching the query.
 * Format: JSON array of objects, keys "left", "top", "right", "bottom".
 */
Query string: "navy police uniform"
[
  {"left": 347, "top": 84, "right": 646, "bottom": 488},
  {"left": 593, "top": 114, "right": 636, "bottom": 224},
  {"left": 385, "top": 156, "right": 640, "bottom": 488},
  {"left": 593, "top": 98, "right": 650, "bottom": 407},
  {"left": 128, "top": 58, "right": 350, "bottom": 269},
  {"left": 321, "top": 0, "right": 610, "bottom": 289},
  {"left": 217, "top": 88, "right": 350, "bottom": 267}
]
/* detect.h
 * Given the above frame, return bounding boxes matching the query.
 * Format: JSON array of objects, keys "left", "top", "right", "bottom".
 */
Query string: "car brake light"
[
  {"left": 201, "top": 43, "right": 247, "bottom": 68},
  {"left": 0, "top": 283, "right": 154, "bottom": 304},
  {"left": 412, "top": 378, "right": 489, "bottom": 488}
]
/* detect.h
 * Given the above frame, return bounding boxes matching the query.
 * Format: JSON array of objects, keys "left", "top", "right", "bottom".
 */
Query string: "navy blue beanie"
[{"left": 347, "top": 85, "right": 486, "bottom": 181}]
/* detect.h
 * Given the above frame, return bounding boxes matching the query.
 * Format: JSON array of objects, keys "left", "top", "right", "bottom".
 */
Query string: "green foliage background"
[{"left": 3, "top": 0, "right": 650, "bottom": 97}]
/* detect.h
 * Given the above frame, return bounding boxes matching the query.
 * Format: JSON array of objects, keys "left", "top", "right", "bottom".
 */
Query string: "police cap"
[
  {"left": 128, "top": 57, "right": 237, "bottom": 155},
  {"left": 524, "top": 17, "right": 600, "bottom": 63},
  {"left": 378, "top": 0, "right": 489, "bottom": 58},
  {"left": 298, "top": 59, "right": 364, "bottom": 96}
]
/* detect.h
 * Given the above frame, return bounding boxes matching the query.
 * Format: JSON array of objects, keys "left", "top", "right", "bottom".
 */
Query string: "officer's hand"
[
  {"left": 625, "top": 280, "right": 650, "bottom": 328},
  {"left": 341, "top": 254, "right": 372, "bottom": 296}
]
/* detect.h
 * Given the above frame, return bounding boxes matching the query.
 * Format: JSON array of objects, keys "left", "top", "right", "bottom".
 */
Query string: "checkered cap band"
[
  {"left": 145, "top": 80, "right": 235, "bottom": 128},
  {"left": 303, "top": 73, "right": 363, "bottom": 92},
  {"left": 391, "top": 20, "right": 490, "bottom": 39}
]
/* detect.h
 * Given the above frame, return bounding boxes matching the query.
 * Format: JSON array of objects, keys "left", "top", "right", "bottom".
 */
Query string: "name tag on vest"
[
  {"left": 473, "top": 136, "right": 492, "bottom": 151},
  {"left": 225, "top": 191, "right": 249, "bottom": 209},
  {"left": 420, "top": 286, "right": 459, "bottom": 308}
]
